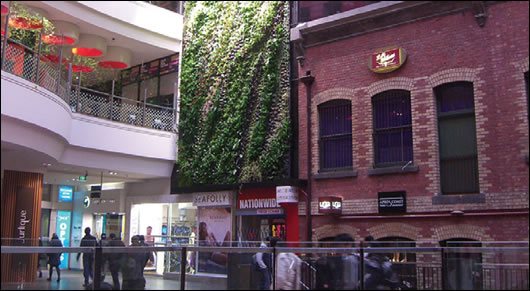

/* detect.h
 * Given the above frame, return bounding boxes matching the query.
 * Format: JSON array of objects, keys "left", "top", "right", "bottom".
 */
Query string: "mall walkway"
[{"left": 0, "top": 269, "right": 216, "bottom": 290}]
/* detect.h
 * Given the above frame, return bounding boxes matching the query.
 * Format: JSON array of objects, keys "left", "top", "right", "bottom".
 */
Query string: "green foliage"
[{"left": 177, "top": 1, "right": 291, "bottom": 187}]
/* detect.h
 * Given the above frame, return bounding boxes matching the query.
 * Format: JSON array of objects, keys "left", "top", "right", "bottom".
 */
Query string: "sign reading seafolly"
[
  {"left": 193, "top": 191, "right": 233, "bottom": 207},
  {"left": 276, "top": 186, "right": 298, "bottom": 203},
  {"left": 56, "top": 210, "right": 71, "bottom": 269},
  {"left": 369, "top": 47, "right": 407, "bottom": 73}
]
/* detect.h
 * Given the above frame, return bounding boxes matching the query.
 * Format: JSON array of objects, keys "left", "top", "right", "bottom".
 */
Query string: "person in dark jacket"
[
  {"left": 121, "top": 235, "right": 151, "bottom": 290},
  {"left": 47, "top": 233, "right": 63, "bottom": 282},
  {"left": 77, "top": 227, "right": 98, "bottom": 287},
  {"left": 107, "top": 233, "right": 125, "bottom": 290},
  {"left": 363, "top": 237, "right": 400, "bottom": 290}
]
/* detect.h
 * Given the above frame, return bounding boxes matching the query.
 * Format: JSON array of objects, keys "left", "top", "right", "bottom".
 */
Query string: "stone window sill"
[
  {"left": 432, "top": 193, "right": 485, "bottom": 205},
  {"left": 313, "top": 169, "right": 358, "bottom": 180},
  {"left": 367, "top": 165, "right": 419, "bottom": 176}
]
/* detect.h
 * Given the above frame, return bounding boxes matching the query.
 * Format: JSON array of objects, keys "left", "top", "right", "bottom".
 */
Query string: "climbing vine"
[{"left": 177, "top": 1, "right": 291, "bottom": 187}]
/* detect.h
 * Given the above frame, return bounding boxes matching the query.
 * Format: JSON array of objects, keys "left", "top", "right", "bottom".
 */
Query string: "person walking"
[
  {"left": 255, "top": 241, "right": 272, "bottom": 290},
  {"left": 107, "top": 233, "right": 125, "bottom": 290},
  {"left": 363, "top": 236, "right": 400, "bottom": 290},
  {"left": 77, "top": 227, "right": 98, "bottom": 287},
  {"left": 121, "top": 235, "right": 151, "bottom": 290},
  {"left": 47, "top": 233, "right": 63, "bottom": 282}
]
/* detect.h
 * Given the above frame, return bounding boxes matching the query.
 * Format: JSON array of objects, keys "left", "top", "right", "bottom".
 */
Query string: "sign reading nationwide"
[{"left": 369, "top": 47, "right": 407, "bottom": 73}]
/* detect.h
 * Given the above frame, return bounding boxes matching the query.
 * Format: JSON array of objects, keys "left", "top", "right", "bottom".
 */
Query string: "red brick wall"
[{"left": 297, "top": 2, "right": 529, "bottom": 242}]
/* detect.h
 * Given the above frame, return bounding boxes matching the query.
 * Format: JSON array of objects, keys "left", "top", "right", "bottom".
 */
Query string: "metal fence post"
[
  {"left": 273, "top": 246, "right": 277, "bottom": 290},
  {"left": 142, "top": 88, "right": 147, "bottom": 126},
  {"left": 77, "top": 71, "right": 81, "bottom": 112},
  {"left": 56, "top": 44, "right": 63, "bottom": 94},
  {"left": 1, "top": 3, "right": 11, "bottom": 71},
  {"left": 110, "top": 80, "right": 115, "bottom": 120},
  {"left": 180, "top": 247, "right": 187, "bottom": 290},
  {"left": 34, "top": 27, "right": 43, "bottom": 83},
  {"left": 67, "top": 63, "right": 72, "bottom": 104},
  {"left": 94, "top": 245, "right": 102, "bottom": 290},
  {"left": 360, "top": 241, "right": 365, "bottom": 290}
]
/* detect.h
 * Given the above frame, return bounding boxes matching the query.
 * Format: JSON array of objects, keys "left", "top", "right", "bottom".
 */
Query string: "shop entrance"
[
  {"left": 94, "top": 213, "right": 125, "bottom": 240},
  {"left": 239, "top": 215, "right": 286, "bottom": 242}
]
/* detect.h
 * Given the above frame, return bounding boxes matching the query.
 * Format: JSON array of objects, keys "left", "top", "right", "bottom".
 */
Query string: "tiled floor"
[{"left": 0, "top": 269, "right": 220, "bottom": 290}]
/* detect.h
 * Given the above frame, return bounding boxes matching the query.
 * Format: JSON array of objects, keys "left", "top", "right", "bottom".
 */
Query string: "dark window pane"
[
  {"left": 440, "top": 157, "right": 479, "bottom": 193},
  {"left": 373, "top": 90, "right": 412, "bottom": 166},
  {"left": 319, "top": 100, "right": 352, "bottom": 170},
  {"left": 436, "top": 82, "right": 474, "bottom": 113},
  {"left": 321, "top": 136, "right": 353, "bottom": 169},
  {"left": 436, "top": 82, "right": 479, "bottom": 193},
  {"left": 438, "top": 117, "right": 477, "bottom": 158}
]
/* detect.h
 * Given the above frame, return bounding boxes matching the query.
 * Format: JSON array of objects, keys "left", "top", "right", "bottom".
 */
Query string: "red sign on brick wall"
[{"left": 369, "top": 47, "right": 407, "bottom": 73}]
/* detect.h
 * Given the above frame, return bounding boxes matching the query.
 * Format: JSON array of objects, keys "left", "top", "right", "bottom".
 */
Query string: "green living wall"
[{"left": 177, "top": 1, "right": 291, "bottom": 187}]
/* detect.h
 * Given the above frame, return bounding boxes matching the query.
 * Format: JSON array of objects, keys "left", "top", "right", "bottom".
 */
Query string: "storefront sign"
[
  {"left": 193, "top": 192, "right": 233, "bottom": 207},
  {"left": 12, "top": 187, "right": 35, "bottom": 271},
  {"left": 239, "top": 198, "right": 278, "bottom": 209},
  {"left": 318, "top": 196, "right": 342, "bottom": 214},
  {"left": 378, "top": 191, "right": 406, "bottom": 213},
  {"left": 369, "top": 47, "right": 407, "bottom": 73},
  {"left": 83, "top": 196, "right": 90, "bottom": 208},
  {"left": 58, "top": 186, "right": 73, "bottom": 202},
  {"left": 276, "top": 186, "right": 298, "bottom": 203},
  {"left": 56, "top": 210, "right": 72, "bottom": 269},
  {"left": 256, "top": 208, "right": 283, "bottom": 215}
]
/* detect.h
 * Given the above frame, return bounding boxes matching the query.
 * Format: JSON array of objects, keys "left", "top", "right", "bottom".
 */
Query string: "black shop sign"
[{"left": 378, "top": 191, "right": 406, "bottom": 213}]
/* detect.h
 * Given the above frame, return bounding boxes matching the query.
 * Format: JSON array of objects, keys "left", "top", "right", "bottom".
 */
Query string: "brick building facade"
[{"left": 291, "top": 1, "right": 529, "bottom": 244}]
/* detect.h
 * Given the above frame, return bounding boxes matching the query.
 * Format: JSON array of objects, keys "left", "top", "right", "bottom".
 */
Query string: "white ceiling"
[
  {"left": 1, "top": 140, "right": 154, "bottom": 186},
  {"left": 17, "top": 1, "right": 178, "bottom": 67}
]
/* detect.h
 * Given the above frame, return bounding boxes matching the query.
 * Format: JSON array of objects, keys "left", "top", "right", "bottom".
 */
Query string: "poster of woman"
[{"left": 197, "top": 207, "right": 231, "bottom": 274}]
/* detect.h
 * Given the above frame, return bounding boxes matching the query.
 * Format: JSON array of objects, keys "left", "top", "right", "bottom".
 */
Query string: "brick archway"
[
  {"left": 432, "top": 224, "right": 493, "bottom": 242},
  {"left": 312, "top": 223, "right": 360, "bottom": 242},
  {"left": 366, "top": 222, "right": 423, "bottom": 241}
]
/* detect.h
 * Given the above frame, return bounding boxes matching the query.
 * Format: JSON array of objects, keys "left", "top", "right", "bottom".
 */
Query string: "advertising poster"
[
  {"left": 58, "top": 186, "right": 73, "bottom": 202},
  {"left": 56, "top": 210, "right": 72, "bottom": 269},
  {"left": 197, "top": 207, "right": 232, "bottom": 274}
]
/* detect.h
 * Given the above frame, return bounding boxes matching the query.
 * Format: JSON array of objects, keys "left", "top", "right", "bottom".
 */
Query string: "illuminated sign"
[
  {"left": 56, "top": 210, "right": 71, "bottom": 269},
  {"left": 369, "top": 47, "right": 407, "bottom": 73},
  {"left": 83, "top": 196, "right": 90, "bottom": 208},
  {"left": 318, "top": 196, "right": 342, "bottom": 214},
  {"left": 58, "top": 186, "right": 73, "bottom": 202}
]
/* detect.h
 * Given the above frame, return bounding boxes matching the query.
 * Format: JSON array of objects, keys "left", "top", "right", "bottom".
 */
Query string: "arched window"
[
  {"left": 435, "top": 82, "right": 479, "bottom": 193},
  {"left": 440, "top": 238, "right": 483, "bottom": 290},
  {"left": 318, "top": 100, "right": 352, "bottom": 170},
  {"left": 372, "top": 90, "right": 413, "bottom": 167},
  {"left": 377, "top": 236, "right": 417, "bottom": 289}
]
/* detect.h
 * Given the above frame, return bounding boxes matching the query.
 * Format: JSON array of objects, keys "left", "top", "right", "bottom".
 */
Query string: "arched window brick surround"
[
  {"left": 312, "top": 88, "right": 357, "bottom": 174},
  {"left": 433, "top": 224, "right": 493, "bottom": 242},
  {"left": 366, "top": 222, "right": 423, "bottom": 241},
  {"left": 427, "top": 68, "right": 491, "bottom": 194},
  {"left": 511, "top": 57, "right": 529, "bottom": 156},
  {"left": 312, "top": 223, "right": 360, "bottom": 242}
]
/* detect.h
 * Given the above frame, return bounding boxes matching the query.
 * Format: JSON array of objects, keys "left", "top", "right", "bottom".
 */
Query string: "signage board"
[
  {"left": 318, "top": 196, "right": 342, "bottom": 214},
  {"left": 369, "top": 47, "right": 407, "bottom": 73},
  {"left": 12, "top": 187, "right": 35, "bottom": 271},
  {"left": 378, "top": 191, "right": 406, "bottom": 213},
  {"left": 193, "top": 191, "right": 233, "bottom": 207},
  {"left": 238, "top": 188, "right": 279, "bottom": 209},
  {"left": 58, "top": 186, "right": 73, "bottom": 202},
  {"left": 56, "top": 210, "right": 72, "bottom": 269},
  {"left": 83, "top": 196, "right": 90, "bottom": 208},
  {"left": 276, "top": 186, "right": 298, "bottom": 203}
]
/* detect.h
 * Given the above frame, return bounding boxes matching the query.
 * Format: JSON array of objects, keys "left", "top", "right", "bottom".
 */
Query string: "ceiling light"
[
  {"left": 72, "top": 34, "right": 107, "bottom": 57},
  {"left": 42, "top": 20, "right": 80, "bottom": 45},
  {"left": 97, "top": 46, "right": 132, "bottom": 69}
]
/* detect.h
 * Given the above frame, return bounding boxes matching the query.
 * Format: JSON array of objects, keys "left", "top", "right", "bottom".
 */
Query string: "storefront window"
[{"left": 130, "top": 202, "right": 197, "bottom": 275}]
